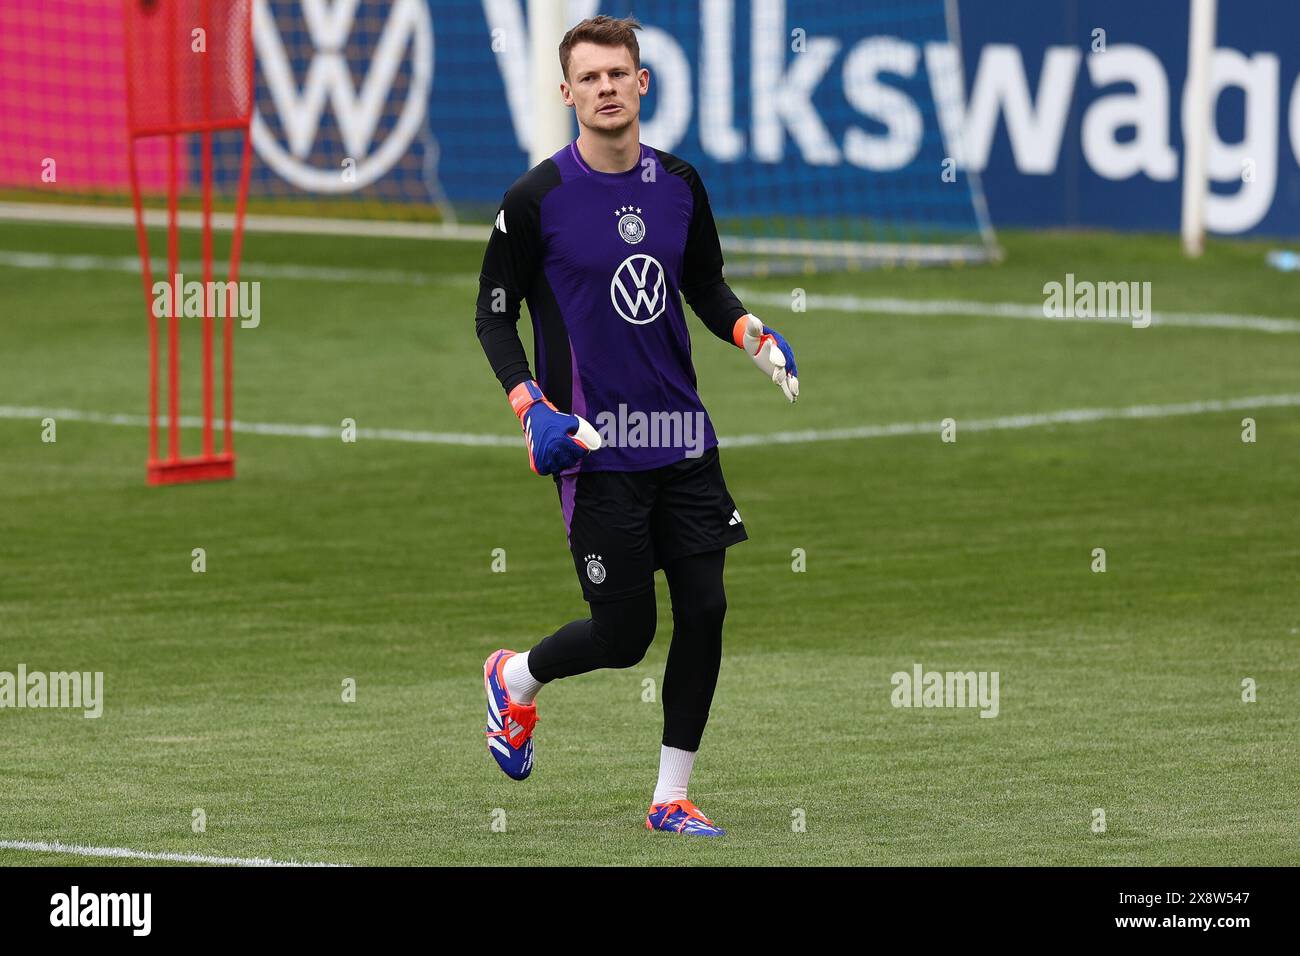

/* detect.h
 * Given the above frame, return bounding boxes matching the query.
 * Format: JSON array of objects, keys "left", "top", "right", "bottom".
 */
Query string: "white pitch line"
[
  {"left": 732, "top": 288, "right": 1300, "bottom": 334},
  {"left": 0, "top": 200, "right": 482, "bottom": 242},
  {"left": 717, "top": 393, "right": 1300, "bottom": 447},
  {"left": 0, "top": 406, "right": 518, "bottom": 446},
  {"left": 0, "top": 839, "right": 347, "bottom": 867},
  {"left": 0, "top": 249, "right": 445, "bottom": 286},
  {"left": 2, "top": 246, "right": 1299, "bottom": 332},
  {"left": 2, "top": 394, "right": 1296, "bottom": 450}
]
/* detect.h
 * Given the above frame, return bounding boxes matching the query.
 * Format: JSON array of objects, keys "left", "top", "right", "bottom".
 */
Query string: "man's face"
[{"left": 561, "top": 42, "right": 649, "bottom": 133}]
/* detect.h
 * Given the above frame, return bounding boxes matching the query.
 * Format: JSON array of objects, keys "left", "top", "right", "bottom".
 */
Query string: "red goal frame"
[{"left": 123, "top": 0, "right": 254, "bottom": 485}]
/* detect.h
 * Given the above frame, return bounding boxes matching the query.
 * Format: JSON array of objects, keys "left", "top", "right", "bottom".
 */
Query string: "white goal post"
[
  {"left": 529, "top": 0, "right": 573, "bottom": 166},
  {"left": 1181, "top": 0, "right": 1217, "bottom": 258}
]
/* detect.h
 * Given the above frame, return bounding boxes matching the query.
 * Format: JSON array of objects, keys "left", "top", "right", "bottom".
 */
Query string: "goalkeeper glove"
[
  {"left": 733, "top": 314, "right": 799, "bottom": 402},
  {"left": 507, "top": 379, "right": 601, "bottom": 476}
]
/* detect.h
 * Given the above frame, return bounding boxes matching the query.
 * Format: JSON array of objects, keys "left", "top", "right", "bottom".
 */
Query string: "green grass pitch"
[{"left": 0, "top": 218, "right": 1297, "bottom": 865}]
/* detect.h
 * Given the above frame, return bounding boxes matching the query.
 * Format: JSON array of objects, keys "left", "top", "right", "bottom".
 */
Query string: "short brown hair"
[{"left": 558, "top": 15, "right": 642, "bottom": 82}]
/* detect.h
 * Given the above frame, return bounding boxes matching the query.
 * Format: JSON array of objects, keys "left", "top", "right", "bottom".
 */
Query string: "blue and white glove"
[
  {"left": 508, "top": 379, "right": 601, "bottom": 475},
  {"left": 733, "top": 314, "right": 799, "bottom": 402}
]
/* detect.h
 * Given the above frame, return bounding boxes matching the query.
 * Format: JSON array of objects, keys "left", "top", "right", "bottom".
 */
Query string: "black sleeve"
[
  {"left": 678, "top": 164, "right": 748, "bottom": 345},
  {"left": 475, "top": 179, "right": 545, "bottom": 392}
]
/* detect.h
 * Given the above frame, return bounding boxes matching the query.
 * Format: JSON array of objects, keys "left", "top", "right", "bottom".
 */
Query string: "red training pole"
[
  {"left": 200, "top": 0, "right": 214, "bottom": 458},
  {"left": 165, "top": 0, "right": 180, "bottom": 462}
]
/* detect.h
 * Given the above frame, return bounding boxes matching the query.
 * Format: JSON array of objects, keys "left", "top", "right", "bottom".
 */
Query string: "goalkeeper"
[{"left": 473, "top": 14, "right": 799, "bottom": 837}]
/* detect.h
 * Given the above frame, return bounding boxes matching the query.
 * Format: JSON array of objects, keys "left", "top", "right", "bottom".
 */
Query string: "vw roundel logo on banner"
[
  {"left": 610, "top": 254, "right": 666, "bottom": 325},
  {"left": 251, "top": 0, "right": 433, "bottom": 192}
]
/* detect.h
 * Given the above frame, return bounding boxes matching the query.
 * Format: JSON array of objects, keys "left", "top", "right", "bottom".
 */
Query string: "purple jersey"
[{"left": 475, "top": 140, "right": 747, "bottom": 472}]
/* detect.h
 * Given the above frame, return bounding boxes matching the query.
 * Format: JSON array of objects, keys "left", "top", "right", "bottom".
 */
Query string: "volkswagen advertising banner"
[
  {"left": 244, "top": 0, "right": 1300, "bottom": 236},
  {"left": 4, "top": 0, "right": 1299, "bottom": 237}
]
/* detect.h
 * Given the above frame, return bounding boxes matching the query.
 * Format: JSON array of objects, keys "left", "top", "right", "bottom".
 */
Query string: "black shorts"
[{"left": 553, "top": 446, "right": 748, "bottom": 603}]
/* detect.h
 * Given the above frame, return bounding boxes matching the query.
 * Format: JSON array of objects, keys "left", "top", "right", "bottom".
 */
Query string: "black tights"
[{"left": 526, "top": 549, "right": 727, "bottom": 752}]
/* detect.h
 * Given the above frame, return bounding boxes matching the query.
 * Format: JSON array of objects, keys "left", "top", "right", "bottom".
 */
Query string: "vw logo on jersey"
[
  {"left": 611, "top": 254, "right": 666, "bottom": 325},
  {"left": 250, "top": 0, "right": 434, "bottom": 193},
  {"left": 616, "top": 206, "right": 645, "bottom": 244}
]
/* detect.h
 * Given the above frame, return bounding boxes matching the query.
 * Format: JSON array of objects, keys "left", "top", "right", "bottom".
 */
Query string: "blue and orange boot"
[
  {"left": 483, "top": 649, "right": 538, "bottom": 780},
  {"left": 646, "top": 799, "right": 726, "bottom": 836}
]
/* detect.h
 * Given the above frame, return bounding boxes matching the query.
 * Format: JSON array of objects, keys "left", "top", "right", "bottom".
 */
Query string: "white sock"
[
  {"left": 653, "top": 745, "right": 697, "bottom": 805},
  {"left": 502, "top": 650, "right": 543, "bottom": 705}
]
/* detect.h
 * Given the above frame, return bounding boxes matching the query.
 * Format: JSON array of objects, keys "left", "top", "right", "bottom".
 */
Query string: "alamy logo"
[
  {"left": 251, "top": 0, "right": 434, "bottom": 192},
  {"left": 592, "top": 404, "right": 707, "bottom": 458},
  {"left": 50, "top": 886, "right": 151, "bottom": 936},
  {"left": 890, "top": 663, "right": 999, "bottom": 718},
  {"left": 1042, "top": 273, "right": 1152, "bottom": 329},
  {"left": 151, "top": 273, "right": 260, "bottom": 329},
  {"left": 0, "top": 665, "right": 103, "bottom": 718},
  {"left": 611, "top": 254, "right": 666, "bottom": 325}
]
